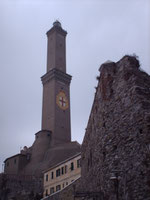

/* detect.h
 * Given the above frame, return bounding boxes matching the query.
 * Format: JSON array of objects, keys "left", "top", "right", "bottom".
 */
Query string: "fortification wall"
[
  {"left": 0, "top": 173, "right": 43, "bottom": 200},
  {"left": 81, "top": 56, "right": 150, "bottom": 200}
]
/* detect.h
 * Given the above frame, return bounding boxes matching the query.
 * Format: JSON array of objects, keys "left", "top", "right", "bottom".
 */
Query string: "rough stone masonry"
[{"left": 81, "top": 55, "right": 150, "bottom": 200}]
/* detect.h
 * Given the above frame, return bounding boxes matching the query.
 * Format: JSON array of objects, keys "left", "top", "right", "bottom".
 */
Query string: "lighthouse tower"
[
  {"left": 4, "top": 21, "right": 81, "bottom": 177},
  {"left": 41, "top": 21, "right": 71, "bottom": 145}
]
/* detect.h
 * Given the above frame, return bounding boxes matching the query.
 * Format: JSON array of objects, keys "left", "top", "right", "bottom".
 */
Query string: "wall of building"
[
  {"left": 4, "top": 154, "right": 28, "bottom": 175},
  {"left": 31, "top": 130, "right": 52, "bottom": 163}
]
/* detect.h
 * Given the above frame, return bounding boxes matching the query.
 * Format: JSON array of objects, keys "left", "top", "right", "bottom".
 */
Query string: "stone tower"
[{"left": 41, "top": 21, "right": 71, "bottom": 145}]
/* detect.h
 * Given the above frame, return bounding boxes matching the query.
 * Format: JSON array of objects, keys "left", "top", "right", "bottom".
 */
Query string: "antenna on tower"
[{"left": 53, "top": 18, "right": 62, "bottom": 27}]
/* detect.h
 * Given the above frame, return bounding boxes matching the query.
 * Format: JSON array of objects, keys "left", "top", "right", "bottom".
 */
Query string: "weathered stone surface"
[
  {"left": 43, "top": 178, "right": 81, "bottom": 200},
  {"left": 0, "top": 173, "right": 42, "bottom": 200},
  {"left": 81, "top": 56, "right": 150, "bottom": 200}
]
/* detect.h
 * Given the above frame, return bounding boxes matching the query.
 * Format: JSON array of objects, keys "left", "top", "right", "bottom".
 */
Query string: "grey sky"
[{"left": 0, "top": 0, "right": 150, "bottom": 172}]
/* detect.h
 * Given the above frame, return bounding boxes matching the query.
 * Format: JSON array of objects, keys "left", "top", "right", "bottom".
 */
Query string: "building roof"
[
  {"left": 43, "top": 152, "right": 81, "bottom": 173},
  {"left": 4, "top": 153, "right": 26, "bottom": 163}
]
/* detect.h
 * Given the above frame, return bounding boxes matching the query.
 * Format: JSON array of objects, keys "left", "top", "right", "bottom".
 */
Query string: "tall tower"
[{"left": 41, "top": 21, "right": 71, "bottom": 145}]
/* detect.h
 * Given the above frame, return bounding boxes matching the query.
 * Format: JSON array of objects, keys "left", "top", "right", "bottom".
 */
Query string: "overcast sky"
[{"left": 0, "top": 0, "right": 150, "bottom": 172}]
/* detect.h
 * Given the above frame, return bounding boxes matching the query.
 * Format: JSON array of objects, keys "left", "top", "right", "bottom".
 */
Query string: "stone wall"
[
  {"left": 81, "top": 56, "right": 150, "bottom": 200},
  {"left": 0, "top": 173, "right": 43, "bottom": 200},
  {"left": 42, "top": 178, "right": 81, "bottom": 200}
]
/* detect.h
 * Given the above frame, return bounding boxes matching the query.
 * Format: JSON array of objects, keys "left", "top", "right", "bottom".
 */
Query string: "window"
[
  {"left": 56, "top": 185, "right": 61, "bottom": 191},
  {"left": 66, "top": 182, "right": 68, "bottom": 186},
  {"left": 62, "top": 183, "right": 65, "bottom": 188},
  {"left": 46, "top": 189, "right": 48, "bottom": 196},
  {"left": 14, "top": 158, "right": 16, "bottom": 164},
  {"left": 71, "top": 162, "right": 74, "bottom": 171},
  {"left": 50, "top": 187, "right": 54, "bottom": 194},
  {"left": 65, "top": 165, "right": 67, "bottom": 173},
  {"left": 7, "top": 162, "right": 9, "bottom": 167},
  {"left": 77, "top": 159, "right": 81, "bottom": 168},
  {"left": 61, "top": 167, "right": 64, "bottom": 175},
  {"left": 56, "top": 169, "right": 60, "bottom": 177},
  {"left": 46, "top": 174, "right": 48, "bottom": 182},
  {"left": 27, "top": 154, "right": 30, "bottom": 160},
  {"left": 51, "top": 171, "right": 54, "bottom": 179}
]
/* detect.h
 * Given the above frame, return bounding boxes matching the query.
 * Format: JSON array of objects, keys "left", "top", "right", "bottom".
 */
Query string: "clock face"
[{"left": 56, "top": 91, "right": 68, "bottom": 110}]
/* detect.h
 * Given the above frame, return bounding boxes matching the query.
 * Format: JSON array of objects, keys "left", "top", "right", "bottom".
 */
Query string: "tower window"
[{"left": 14, "top": 158, "right": 16, "bottom": 164}]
